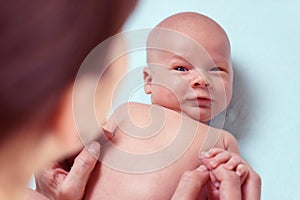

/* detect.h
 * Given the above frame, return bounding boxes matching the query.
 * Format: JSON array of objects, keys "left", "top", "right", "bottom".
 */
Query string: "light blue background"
[
  {"left": 29, "top": 1, "right": 300, "bottom": 199},
  {"left": 120, "top": 1, "right": 300, "bottom": 199}
]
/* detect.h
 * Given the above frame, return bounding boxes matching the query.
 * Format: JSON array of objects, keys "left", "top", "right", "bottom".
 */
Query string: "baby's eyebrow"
[
  {"left": 167, "top": 55, "right": 190, "bottom": 65},
  {"left": 170, "top": 54, "right": 188, "bottom": 61},
  {"left": 213, "top": 60, "right": 230, "bottom": 68},
  {"left": 168, "top": 54, "right": 231, "bottom": 70}
]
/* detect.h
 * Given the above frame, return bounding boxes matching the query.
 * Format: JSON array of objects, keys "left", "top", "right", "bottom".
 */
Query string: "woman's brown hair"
[{"left": 0, "top": 0, "right": 138, "bottom": 140}]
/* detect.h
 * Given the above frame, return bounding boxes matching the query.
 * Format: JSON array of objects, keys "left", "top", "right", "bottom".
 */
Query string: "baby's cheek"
[
  {"left": 160, "top": 90, "right": 181, "bottom": 109},
  {"left": 224, "top": 84, "right": 233, "bottom": 104},
  {"left": 163, "top": 90, "right": 180, "bottom": 106},
  {"left": 215, "top": 80, "right": 232, "bottom": 99}
]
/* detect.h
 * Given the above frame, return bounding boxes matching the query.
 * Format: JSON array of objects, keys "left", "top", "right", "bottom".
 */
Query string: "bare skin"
[
  {"left": 85, "top": 103, "right": 239, "bottom": 199},
  {"left": 84, "top": 12, "right": 239, "bottom": 199},
  {"left": 34, "top": 12, "right": 261, "bottom": 200}
]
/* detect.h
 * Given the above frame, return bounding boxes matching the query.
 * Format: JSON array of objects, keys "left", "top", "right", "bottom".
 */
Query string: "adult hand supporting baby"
[
  {"left": 171, "top": 165, "right": 210, "bottom": 199},
  {"left": 208, "top": 164, "right": 261, "bottom": 200},
  {"left": 200, "top": 148, "right": 261, "bottom": 200},
  {"left": 172, "top": 163, "right": 257, "bottom": 200},
  {"left": 210, "top": 164, "right": 242, "bottom": 200},
  {"left": 35, "top": 142, "right": 100, "bottom": 200}
]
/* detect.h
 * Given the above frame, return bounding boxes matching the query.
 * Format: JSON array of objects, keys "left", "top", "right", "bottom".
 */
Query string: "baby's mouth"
[{"left": 196, "top": 97, "right": 212, "bottom": 107}]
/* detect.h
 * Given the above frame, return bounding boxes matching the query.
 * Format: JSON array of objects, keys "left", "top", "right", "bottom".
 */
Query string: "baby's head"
[{"left": 143, "top": 12, "right": 233, "bottom": 123}]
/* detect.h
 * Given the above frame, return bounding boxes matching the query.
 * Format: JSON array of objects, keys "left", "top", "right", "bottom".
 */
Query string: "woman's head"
[{"left": 0, "top": 0, "right": 137, "bottom": 142}]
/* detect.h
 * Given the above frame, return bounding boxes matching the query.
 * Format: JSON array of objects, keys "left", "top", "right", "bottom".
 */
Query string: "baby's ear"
[{"left": 143, "top": 67, "right": 152, "bottom": 94}]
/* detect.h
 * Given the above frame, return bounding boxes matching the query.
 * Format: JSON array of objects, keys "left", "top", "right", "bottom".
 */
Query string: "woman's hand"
[
  {"left": 210, "top": 164, "right": 242, "bottom": 200},
  {"left": 172, "top": 164, "right": 245, "bottom": 200},
  {"left": 201, "top": 148, "right": 261, "bottom": 200},
  {"left": 172, "top": 148, "right": 261, "bottom": 200},
  {"left": 172, "top": 164, "right": 258, "bottom": 200},
  {"left": 35, "top": 142, "right": 100, "bottom": 200},
  {"left": 171, "top": 165, "right": 210, "bottom": 200}
]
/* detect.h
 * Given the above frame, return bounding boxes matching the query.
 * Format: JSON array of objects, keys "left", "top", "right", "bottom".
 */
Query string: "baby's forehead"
[
  {"left": 147, "top": 43, "right": 231, "bottom": 66},
  {"left": 147, "top": 28, "right": 211, "bottom": 59},
  {"left": 148, "top": 49, "right": 231, "bottom": 70},
  {"left": 147, "top": 13, "right": 231, "bottom": 68},
  {"left": 147, "top": 12, "right": 231, "bottom": 56}
]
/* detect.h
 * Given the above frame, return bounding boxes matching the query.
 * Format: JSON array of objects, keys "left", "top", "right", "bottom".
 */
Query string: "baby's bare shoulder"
[
  {"left": 113, "top": 102, "right": 186, "bottom": 125},
  {"left": 216, "top": 129, "right": 240, "bottom": 154}
]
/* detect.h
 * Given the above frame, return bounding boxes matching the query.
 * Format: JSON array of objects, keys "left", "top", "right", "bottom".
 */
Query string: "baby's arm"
[
  {"left": 200, "top": 131, "right": 242, "bottom": 175},
  {"left": 100, "top": 102, "right": 129, "bottom": 140}
]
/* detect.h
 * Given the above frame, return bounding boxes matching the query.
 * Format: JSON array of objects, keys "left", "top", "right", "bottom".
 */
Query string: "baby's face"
[{"left": 145, "top": 26, "right": 232, "bottom": 123}]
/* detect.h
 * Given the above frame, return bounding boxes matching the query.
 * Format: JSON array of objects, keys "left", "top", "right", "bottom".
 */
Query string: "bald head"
[
  {"left": 156, "top": 12, "right": 226, "bottom": 33},
  {"left": 147, "top": 12, "right": 231, "bottom": 65},
  {"left": 144, "top": 12, "right": 233, "bottom": 122}
]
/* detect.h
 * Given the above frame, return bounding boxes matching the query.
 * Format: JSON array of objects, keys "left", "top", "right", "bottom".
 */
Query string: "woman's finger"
[
  {"left": 242, "top": 168, "right": 261, "bottom": 200},
  {"left": 235, "top": 163, "right": 249, "bottom": 185},
  {"left": 172, "top": 165, "right": 210, "bottom": 200},
  {"left": 212, "top": 165, "right": 242, "bottom": 200},
  {"left": 61, "top": 142, "right": 100, "bottom": 199}
]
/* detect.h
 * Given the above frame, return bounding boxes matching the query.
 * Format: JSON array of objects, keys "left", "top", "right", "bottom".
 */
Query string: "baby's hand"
[{"left": 200, "top": 148, "right": 248, "bottom": 184}]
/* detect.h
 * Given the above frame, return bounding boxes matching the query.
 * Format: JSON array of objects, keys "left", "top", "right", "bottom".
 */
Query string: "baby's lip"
[
  {"left": 197, "top": 97, "right": 212, "bottom": 103},
  {"left": 197, "top": 96, "right": 211, "bottom": 100},
  {"left": 187, "top": 94, "right": 213, "bottom": 105},
  {"left": 192, "top": 96, "right": 213, "bottom": 106}
]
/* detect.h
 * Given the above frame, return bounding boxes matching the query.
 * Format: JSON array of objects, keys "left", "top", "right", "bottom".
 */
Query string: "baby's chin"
[
  {"left": 180, "top": 110, "right": 211, "bottom": 124},
  {"left": 160, "top": 104, "right": 214, "bottom": 124}
]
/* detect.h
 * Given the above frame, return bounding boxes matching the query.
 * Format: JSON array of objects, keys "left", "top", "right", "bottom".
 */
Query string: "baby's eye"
[
  {"left": 210, "top": 67, "right": 224, "bottom": 72},
  {"left": 174, "top": 66, "right": 188, "bottom": 72}
]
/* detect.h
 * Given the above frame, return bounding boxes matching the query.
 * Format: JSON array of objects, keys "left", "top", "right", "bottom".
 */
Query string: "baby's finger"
[
  {"left": 223, "top": 155, "right": 242, "bottom": 170},
  {"left": 201, "top": 148, "right": 224, "bottom": 158},
  {"left": 205, "top": 151, "right": 232, "bottom": 169}
]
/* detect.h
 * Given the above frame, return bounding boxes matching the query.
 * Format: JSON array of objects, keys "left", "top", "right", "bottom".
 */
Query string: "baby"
[{"left": 85, "top": 12, "right": 239, "bottom": 199}]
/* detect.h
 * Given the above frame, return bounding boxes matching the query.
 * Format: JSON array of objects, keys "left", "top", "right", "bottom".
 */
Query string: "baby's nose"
[{"left": 191, "top": 72, "right": 210, "bottom": 88}]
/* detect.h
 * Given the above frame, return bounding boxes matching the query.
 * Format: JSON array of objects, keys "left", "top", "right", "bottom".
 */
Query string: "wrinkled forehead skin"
[{"left": 147, "top": 12, "right": 231, "bottom": 68}]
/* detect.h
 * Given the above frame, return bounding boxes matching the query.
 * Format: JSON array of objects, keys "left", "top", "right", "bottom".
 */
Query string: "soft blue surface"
[{"left": 121, "top": 1, "right": 300, "bottom": 199}]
